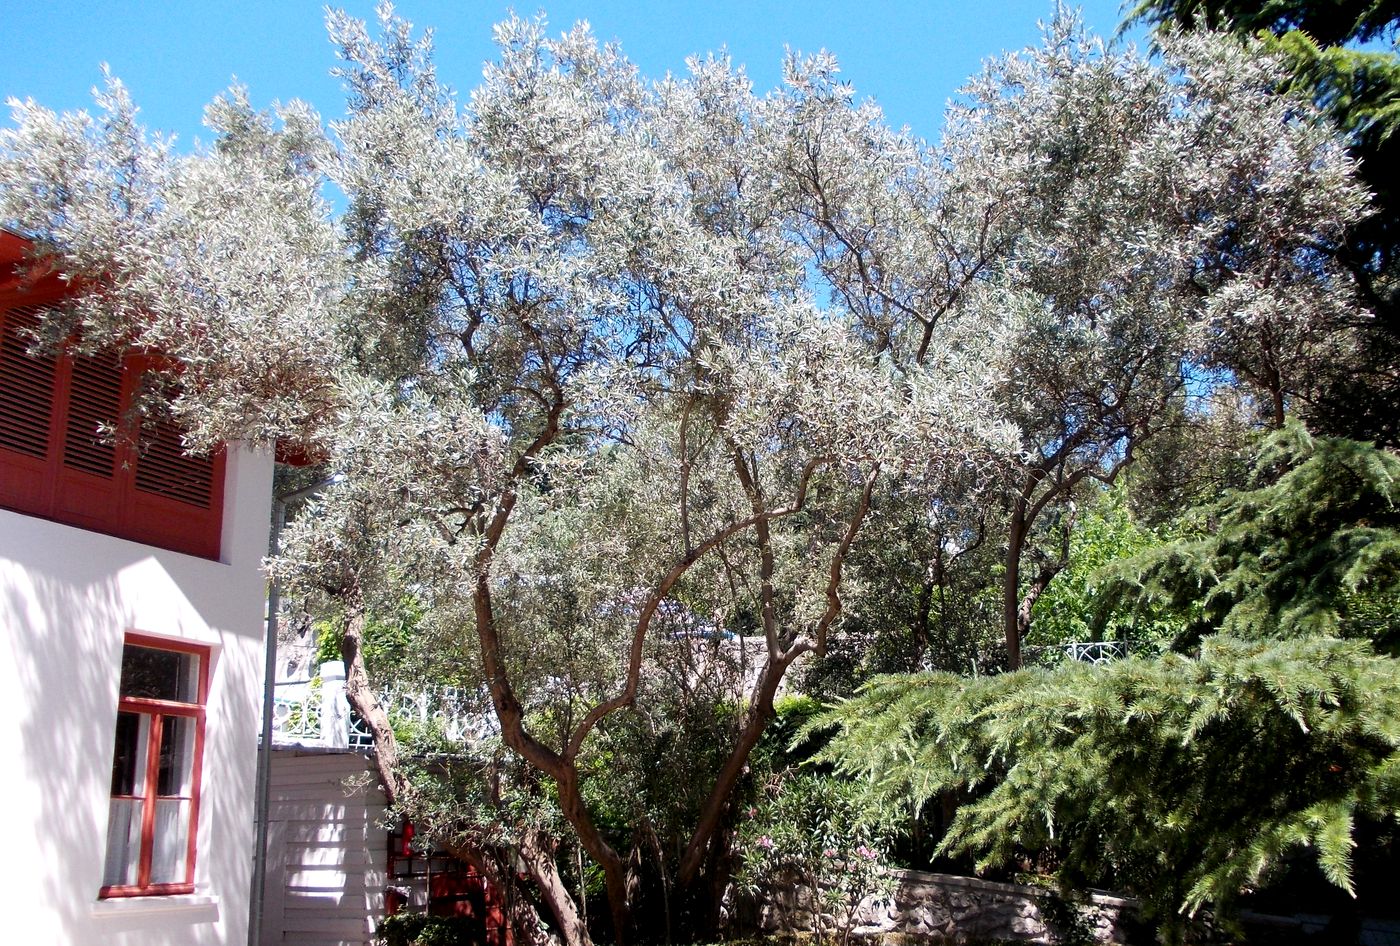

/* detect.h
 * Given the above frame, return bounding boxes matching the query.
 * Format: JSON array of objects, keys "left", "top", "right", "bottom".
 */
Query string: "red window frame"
[{"left": 100, "top": 633, "right": 209, "bottom": 899}]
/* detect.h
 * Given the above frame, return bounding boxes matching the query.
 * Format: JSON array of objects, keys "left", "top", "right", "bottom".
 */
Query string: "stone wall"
[{"left": 747, "top": 868, "right": 1140, "bottom": 945}]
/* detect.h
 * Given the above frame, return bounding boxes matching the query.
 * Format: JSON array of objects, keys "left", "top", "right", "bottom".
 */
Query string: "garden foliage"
[
  {"left": 817, "top": 429, "right": 1400, "bottom": 935},
  {"left": 1097, "top": 424, "right": 1400, "bottom": 652},
  {"left": 817, "top": 636, "right": 1400, "bottom": 927},
  {"left": 0, "top": 3, "right": 1388, "bottom": 943}
]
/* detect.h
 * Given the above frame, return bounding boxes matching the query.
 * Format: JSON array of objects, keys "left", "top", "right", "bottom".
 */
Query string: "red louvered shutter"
[
  {"left": 127, "top": 368, "right": 225, "bottom": 559},
  {"left": 53, "top": 347, "right": 127, "bottom": 528},
  {"left": 61, "top": 349, "right": 123, "bottom": 477},
  {"left": 0, "top": 305, "right": 56, "bottom": 457},
  {"left": 0, "top": 299, "right": 225, "bottom": 560},
  {"left": 136, "top": 416, "right": 216, "bottom": 507},
  {"left": 0, "top": 304, "right": 59, "bottom": 510}
]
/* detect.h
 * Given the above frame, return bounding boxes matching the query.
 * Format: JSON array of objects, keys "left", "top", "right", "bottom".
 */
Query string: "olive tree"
[
  {"left": 0, "top": 5, "right": 1370, "bottom": 941},
  {"left": 3, "top": 9, "right": 1008, "bottom": 941},
  {"left": 778, "top": 19, "right": 1367, "bottom": 665}
]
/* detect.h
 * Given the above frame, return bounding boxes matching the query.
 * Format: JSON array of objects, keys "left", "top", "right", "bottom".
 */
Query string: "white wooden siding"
[{"left": 260, "top": 750, "right": 388, "bottom": 946}]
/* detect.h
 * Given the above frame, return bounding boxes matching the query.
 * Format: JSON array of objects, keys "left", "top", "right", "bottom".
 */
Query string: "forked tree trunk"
[
  {"left": 468, "top": 450, "right": 874, "bottom": 944},
  {"left": 339, "top": 612, "right": 590, "bottom": 946},
  {"left": 677, "top": 648, "right": 795, "bottom": 889},
  {"left": 473, "top": 571, "right": 633, "bottom": 944}
]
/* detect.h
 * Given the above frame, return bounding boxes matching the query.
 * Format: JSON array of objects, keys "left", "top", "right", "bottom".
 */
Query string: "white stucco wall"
[{"left": 0, "top": 443, "right": 274, "bottom": 946}]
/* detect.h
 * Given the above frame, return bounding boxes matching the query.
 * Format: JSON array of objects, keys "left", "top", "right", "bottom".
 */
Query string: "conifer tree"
[
  {"left": 817, "top": 428, "right": 1400, "bottom": 937},
  {"left": 817, "top": 636, "right": 1400, "bottom": 938},
  {"left": 1099, "top": 424, "right": 1400, "bottom": 652}
]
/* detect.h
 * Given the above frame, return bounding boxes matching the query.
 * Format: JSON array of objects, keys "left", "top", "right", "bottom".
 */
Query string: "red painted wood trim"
[
  {"left": 185, "top": 712, "right": 206, "bottom": 888},
  {"left": 124, "top": 631, "right": 211, "bottom": 661},
  {"left": 184, "top": 639, "right": 211, "bottom": 889},
  {"left": 136, "top": 714, "right": 162, "bottom": 888},
  {"left": 1, "top": 286, "right": 226, "bottom": 560},
  {"left": 98, "top": 882, "right": 197, "bottom": 898},
  {"left": 99, "top": 635, "right": 210, "bottom": 898}
]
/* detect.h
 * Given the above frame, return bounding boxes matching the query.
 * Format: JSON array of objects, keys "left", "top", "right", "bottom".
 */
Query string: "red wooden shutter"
[
  {"left": 61, "top": 348, "right": 123, "bottom": 477},
  {"left": 0, "top": 305, "right": 57, "bottom": 459},
  {"left": 135, "top": 415, "right": 215, "bottom": 509},
  {"left": 0, "top": 305, "right": 60, "bottom": 512},
  {"left": 128, "top": 395, "right": 225, "bottom": 559},
  {"left": 0, "top": 300, "right": 225, "bottom": 560},
  {"left": 53, "top": 347, "right": 126, "bottom": 528}
]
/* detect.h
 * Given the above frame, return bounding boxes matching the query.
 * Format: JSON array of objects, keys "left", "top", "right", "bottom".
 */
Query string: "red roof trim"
[
  {"left": 0, "top": 230, "right": 68, "bottom": 301},
  {"left": 274, "top": 440, "right": 327, "bottom": 467}
]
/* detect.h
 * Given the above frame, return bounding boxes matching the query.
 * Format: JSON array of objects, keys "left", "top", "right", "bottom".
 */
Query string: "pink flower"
[
  {"left": 823, "top": 848, "right": 837, "bottom": 858},
  {"left": 758, "top": 835, "right": 774, "bottom": 850},
  {"left": 856, "top": 845, "right": 877, "bottom": 860}
]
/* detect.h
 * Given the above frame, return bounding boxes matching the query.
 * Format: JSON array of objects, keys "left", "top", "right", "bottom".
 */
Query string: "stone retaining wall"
[
  {"left": 744, "top": 869, "right": 1400, "bottom": 945},
  {"left": 747, "top": 868, "right": 1140, "bottom": 944}
]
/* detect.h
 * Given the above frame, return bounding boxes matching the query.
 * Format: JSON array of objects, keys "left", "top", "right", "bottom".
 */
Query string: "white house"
[{"left": 0, "top": 230, "right": 275, "bottom": 946}]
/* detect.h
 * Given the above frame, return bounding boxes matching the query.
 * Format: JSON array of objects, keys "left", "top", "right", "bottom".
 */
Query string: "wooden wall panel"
[{"left": 259, "top": 750, "right": 388, "bottom": 946}]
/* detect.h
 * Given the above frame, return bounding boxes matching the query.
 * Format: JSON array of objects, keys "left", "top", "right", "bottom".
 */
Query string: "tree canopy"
[
  {"left": 0, "top": 5, "right": 1384, "bottom": 943},
  {"left": 1129, "top": 0, "right": 1400, "bottom": 446}
]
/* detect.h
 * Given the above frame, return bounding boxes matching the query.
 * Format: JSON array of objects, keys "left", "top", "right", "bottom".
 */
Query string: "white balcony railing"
[
  {"left": 270, "top": 661, "right": 484, "bottom": 750},
  {"left": 1024, "top": 639, "right": 1129, "bottom": 667}
]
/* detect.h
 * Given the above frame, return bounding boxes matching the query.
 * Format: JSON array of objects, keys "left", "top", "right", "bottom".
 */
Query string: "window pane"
[
  {"left": 109, "top": 711, "right": 143, "bottom": 796},
  {"left": 149, "top": 798, "right": 190, "bottom": 885},
  {"left": 120, "top": 644, "right": 199, "bottom": 702},
  {"left": 157, "top": 715, "right": 196, "bottom": 797},
  {"left": 102, "top": 798, "right": 142, "bottom": 887}
]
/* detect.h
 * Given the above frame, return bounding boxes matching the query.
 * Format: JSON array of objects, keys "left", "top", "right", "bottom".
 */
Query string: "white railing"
[
  {"left": 351, "top": 686, "right": 487, "bottom": 747},
  {"left": 1025, "top": 640, "right": 1128, "bottom": 667},
  {"left": 271, "top": 661, "right": 351, "bottom": 749},
  {"left": 270, "top": 662, "right": 484, "bottom": 750}
]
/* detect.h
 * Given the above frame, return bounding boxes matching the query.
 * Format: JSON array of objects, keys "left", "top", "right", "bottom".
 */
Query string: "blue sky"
[{"left": 2, "top": 1, "right": 1140, "bottom": 149}]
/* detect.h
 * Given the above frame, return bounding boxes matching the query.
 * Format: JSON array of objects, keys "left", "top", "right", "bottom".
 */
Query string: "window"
[
  {"left": 101, "top": 635, "right": 209, "bottom": 898},
  {"left": 0, "top": 299, "right": 225, "bottom": 559}
]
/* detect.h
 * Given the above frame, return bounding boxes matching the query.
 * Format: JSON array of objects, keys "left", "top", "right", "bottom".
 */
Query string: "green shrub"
[
  {"left": 736, "top": 772, "right": 897, "bottom": 946},
  {"left": 374, "top": 913, "right": 481, "bottom": 946}
]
